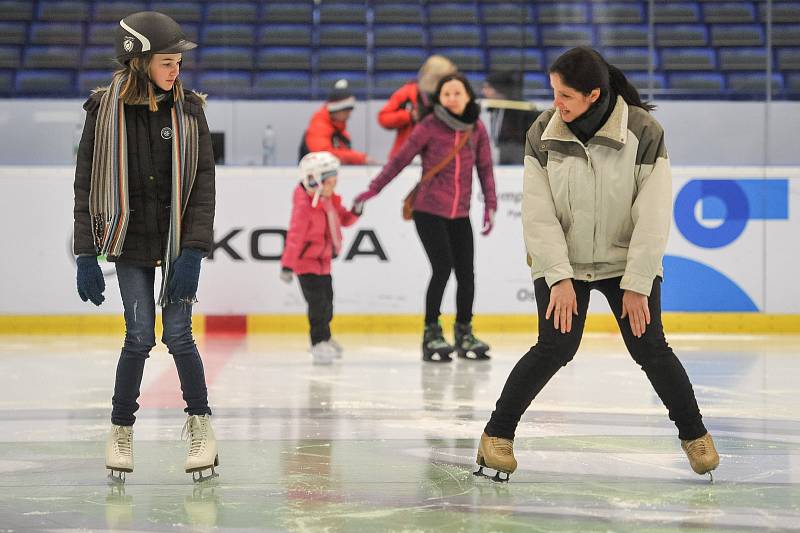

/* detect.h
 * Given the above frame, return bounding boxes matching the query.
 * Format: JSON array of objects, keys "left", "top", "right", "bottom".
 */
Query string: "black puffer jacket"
[{"left": 73, "top": 89, "right": 215, "bottom": 266}]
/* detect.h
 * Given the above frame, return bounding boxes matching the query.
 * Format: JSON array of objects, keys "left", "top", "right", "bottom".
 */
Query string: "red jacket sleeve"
[
  {"left": 305, "top": 110, "right": 368, "bottom": 165},
  {"left": 378, "top": 83, "right": 415, "bottom": 130},
  {"left": 334, "top": 195, "right": 359, "bottom": 227},
  {"left": 281, "top": 187, "right": 312, "bottom": 271}
]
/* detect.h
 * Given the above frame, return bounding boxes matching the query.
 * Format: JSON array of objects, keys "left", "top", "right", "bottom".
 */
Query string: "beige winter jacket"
[{"left": 522, "top": 96, "right": 671, "bottom": 296}]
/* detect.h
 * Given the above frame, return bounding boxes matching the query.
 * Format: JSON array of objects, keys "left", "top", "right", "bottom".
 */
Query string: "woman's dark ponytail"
[{"left": 607, "top": 63, "right": 656, "bottom": 112}]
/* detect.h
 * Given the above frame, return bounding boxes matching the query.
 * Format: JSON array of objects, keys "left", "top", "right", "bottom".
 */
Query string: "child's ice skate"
[
  {"left": 105, "top": 424, "right": 133, "bottom": 483},
  {"left": 311, "top": 341, "right": 337, "bottom": 365},
  {"left": 474, "top": 432, "right": 516, "bottom": 482},
  {"left": 422, "top": 322, "right": 453, "bottom": 362},
  {"left": 328, "top": 337, "right": 343, "bottom": 359},
  {"left": 183, "top": 414, "right": 219, "bottom": 483},
  {"left": 454, "top": 322, "right": 491, "bottom": 360},
  {"left": 681, "top": 432, "right": 719, "bottom": 482}
]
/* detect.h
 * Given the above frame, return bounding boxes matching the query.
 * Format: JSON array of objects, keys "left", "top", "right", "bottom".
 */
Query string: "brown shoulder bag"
[{"left": 402, "top": 130, "right": 472, "bottom": 220}]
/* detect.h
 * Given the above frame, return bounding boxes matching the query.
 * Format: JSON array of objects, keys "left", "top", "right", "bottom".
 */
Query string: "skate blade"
[
  {"left": 457, "top": 349, "right": 491, "bottom": 361},
  {"left": 191, "top": 469, "right": 219, "bottom": 484},
  {"left": 473, "top": 465, "right": 511, "bottom": 483},
  {"left": 106, "top": 470, "right": 128, "bottom": 484}
]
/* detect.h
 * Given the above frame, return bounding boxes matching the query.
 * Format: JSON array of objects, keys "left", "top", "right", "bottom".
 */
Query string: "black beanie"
[{"left": 326, "top": 79, "right": 355, "bottom": 112}]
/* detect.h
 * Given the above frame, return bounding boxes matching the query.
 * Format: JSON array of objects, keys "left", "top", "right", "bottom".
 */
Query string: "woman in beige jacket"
[{"left": 474, "top": 47, "right": 719, "bottom": 482}]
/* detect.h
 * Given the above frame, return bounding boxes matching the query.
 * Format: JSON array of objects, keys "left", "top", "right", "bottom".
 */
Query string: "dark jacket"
[
  {"left": 490, "top": 106, "right": 541, "bottom": 165},
  {"left": 73, "top": 89, "right": 216, "bottom": 266}
]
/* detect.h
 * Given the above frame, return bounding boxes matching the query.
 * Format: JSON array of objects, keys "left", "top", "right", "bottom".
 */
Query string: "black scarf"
[{"left": 566, "top": 87, "right": 616, "bottom": 145}]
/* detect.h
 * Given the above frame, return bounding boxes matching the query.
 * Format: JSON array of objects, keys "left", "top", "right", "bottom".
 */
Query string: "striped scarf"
[{"left": 89, "top": 74, "right": 200, "bottom": 306}]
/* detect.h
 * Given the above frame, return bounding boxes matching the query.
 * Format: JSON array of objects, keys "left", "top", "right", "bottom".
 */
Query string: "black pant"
[
  {"left": 112, "top": 263, "right": 211, "bottom": 426},
  {"left": 485, "top": 276, "right": 707, "bottom": 441},
  {"left": 298, "top": 274, "right": 333, "bottom": 345},
  {"left": 413, "top": 211, "right": 474, "bottom": 325}
]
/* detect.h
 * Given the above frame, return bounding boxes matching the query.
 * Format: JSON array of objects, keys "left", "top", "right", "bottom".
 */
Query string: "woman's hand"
[
  {"left": 621, "top": 290, "right": 650, "bottom": 338},
  {"left": 480, "top": 208, "right": 495, "bottom": 236},
  {"left": 354, "top": 189, "right": 377, "bottom": 204},
  {"left": 546, "top": 279, "right": 578, "bottom": 334}
]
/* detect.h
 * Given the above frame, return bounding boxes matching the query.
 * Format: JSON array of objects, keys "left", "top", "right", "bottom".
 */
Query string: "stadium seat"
[
  {"left": 24, "top": 46, "right": 81, "bottom": 69},
  {"left": 263, "top": 3, "right": 313, "bottom": 24},
  {"left": 0, "top": 71, "right": 12, "bottom": 94},
  {"left": 318, "top": 47, "right": 368, "bottom": 71},
  {"left": 0, "top": 23, "right": 26, "bottom": 45},
  {"left": 319, "top": 72, "right": 367, "bottom": 97},
  {"left": 82, "top": 46, "right": 116, "bottom": 70},
  {"left": 668, "top": 72, "right": 725, "bottom": 93},
  {"left": 38, "top": 1, "right": 90, "bottom": 22},
  {"left": 198, "top": 71, "right": 252, "bottom": 97},
  {"left": 522, "top": 72, "right": 548, "bottom": 97},
  {"left": 654, "top": 3, "right": 700, "bottom": 24},
  {"left": 30, "top": 23, "right": 83, "bottom": 46},
  {"left": 259, "top": 25, "right": 312, "bottom": 47},
  {"left": 760, "top": 3, "right": 800, "bottom": 23},
  {"left": 206, "top": 2, "right": 258, "bottom": 24},
  {"left": 480, "top": 4, "right": 533, "bottom": 25},
  {"left": 655, "top": 25, "right": 708, "bottom": 46},
  {"left": 711, "top": 24, "right": 764, "bottom": 47},
  {"left": 777, "top": 48, "right": 800, "bottom": 71},
  {"left": 661, "top": 48, "right": 716, "bottom": 71},
  {"left": 203, "top": 25, "right": 257, "bottom": 47},
  {"left": 702, "top": 3, "right": 756, "bottom": 23},
  {"left": 0, "top": 46, "right": 21, "bottom": 69},
  {"left": 200, "top": 47, "right": 255, "bottom": 70},
  {"left": 254, "top": 71, "right": 311, "bottom": 98},
  {"left": 538, "top": 4, "right": 588, "bottom": 24},
  {"left": 429, "top": 4, "right": 478, "bottom": 24},
  {"left": 319, "top": 25, "right": 368, "bottom": 47},
  {"left": 0, "top": 1, "right": 34, "bottom": 21},
  {"left": 627, "top": 72, "right": 666, "bottom": 92},
  {"left": 773, "top": 25, "right": 800, "bottom": 46},
  {"left": 592, "top": 3, "right": 645, "bottom": 24},
  {"left": 430, "top": 25, "right": 482, "bottom": 47},
  {"left": 541, "top": 25, "right": 593, "bottom": 47},
  {"left": 602, "top": 47, "right": 656, "bottom": 72},
  {"left": 150, "top": 2, "right": 203, "bottom": 23},
  {"left": 93, "top": 2, "right": 146, "bottom": 23},
  {"left": 374, "top": 48, "right": 427, "bottom": 71},
  {"left": 319, "top": 3, "right": 367, "bottom": 24},
  {"left": 485, "top": 26, "right": 537, "bottom": 48},
  {"left": 16, "top": 71, "right": 74, "bottom": 95},
  {"left": 373, "top": 4, "right": 423, "bottom": 25},
  {"left": 373, "top": 71, "right": 417, "bottom": 98},
  {"left": 727, "top": 73, "right": 783, "bottom": 96},
  {"left": 598, "top": 25, "right": 649, "bottom": 47},
  {"left": 719, "top": 48, "right": 769, "bottom": 71},
  {"left": 433, "top": 47, "right": 484, "bottom": 71},
  {"left": 77, "top": 70, "right": 112, "bottom": 93},
  {"left": 373, "top": 25, "right": 425, "bottom": 48},
  {"left": 489, "top": 49, "right": 544, "bottom": 72},
  {"left": 786, "top": 73, "right": 800, "bottom": 95},
  {"left": 257, "top": 47, "right": 312, "bottom": 70}
]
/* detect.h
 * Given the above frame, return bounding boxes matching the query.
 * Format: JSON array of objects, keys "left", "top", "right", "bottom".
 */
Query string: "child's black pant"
[{"left": 298, "top": 274, "right": 333, "bottom": 345}]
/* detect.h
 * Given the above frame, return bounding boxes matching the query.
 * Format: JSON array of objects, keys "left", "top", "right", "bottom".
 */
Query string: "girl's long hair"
[
  {"left": 549, "top": 46, "right": 655, "bottom": 112},
  {"left": 114, "top": 55, "right": 184, "bottom": 112}
]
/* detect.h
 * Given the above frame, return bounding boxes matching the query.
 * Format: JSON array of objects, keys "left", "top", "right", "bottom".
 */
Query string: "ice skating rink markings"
[{"left": 0, "top": 332, "right": 799, "bottom": 531}]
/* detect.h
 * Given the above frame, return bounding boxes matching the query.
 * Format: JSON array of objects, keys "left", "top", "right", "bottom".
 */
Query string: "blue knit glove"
[
  {"left": 167, "top": 248, "right": 204, "bottom": 302},
  {"left": 76, "top": 255, "right": 105, "bottom": 306}
]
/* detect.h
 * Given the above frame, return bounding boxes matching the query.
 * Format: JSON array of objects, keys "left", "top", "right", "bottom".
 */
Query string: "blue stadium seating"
[{"left": 0, "top": 0, "right": 796, "bottom": 99}]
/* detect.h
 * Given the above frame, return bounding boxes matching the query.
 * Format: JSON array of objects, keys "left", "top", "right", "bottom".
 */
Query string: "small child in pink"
[{"left": 280, "top": 151, "right": 360, "bottom": 364}]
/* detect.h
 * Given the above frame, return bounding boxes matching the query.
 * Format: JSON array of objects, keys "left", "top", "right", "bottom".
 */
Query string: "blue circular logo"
[{"left": 674, "top": 180, "right": 749, "bottom": 249}]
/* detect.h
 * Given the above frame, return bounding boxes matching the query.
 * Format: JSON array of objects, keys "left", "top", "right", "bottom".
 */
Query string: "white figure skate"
[{"left": 182, "top": 415, "right": 219, "bottom": 483}]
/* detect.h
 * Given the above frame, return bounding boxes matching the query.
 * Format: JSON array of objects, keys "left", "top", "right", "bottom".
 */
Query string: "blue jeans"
[{"left": 111, "top": 263, "right": 212, "bottom": 426}]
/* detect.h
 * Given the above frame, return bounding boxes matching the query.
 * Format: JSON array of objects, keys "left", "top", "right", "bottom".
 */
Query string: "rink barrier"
[{"left": 1, "top": 313, "right": 798, "bottom": 335}]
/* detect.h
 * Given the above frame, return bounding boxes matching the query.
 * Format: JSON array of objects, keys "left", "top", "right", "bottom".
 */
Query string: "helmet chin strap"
[{"left": 311, "top": 188, "right": 321, "bottom": 208}]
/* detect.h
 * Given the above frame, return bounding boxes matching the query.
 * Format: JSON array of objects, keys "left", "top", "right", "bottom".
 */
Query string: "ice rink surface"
[{"left": 1, "top": 331, "right": 799, "bottom": 532}]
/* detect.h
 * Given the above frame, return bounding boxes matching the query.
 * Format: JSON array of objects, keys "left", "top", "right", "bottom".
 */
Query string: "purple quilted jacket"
[{"left": 366, "top": 114, "right": 497, "bottom": 219}]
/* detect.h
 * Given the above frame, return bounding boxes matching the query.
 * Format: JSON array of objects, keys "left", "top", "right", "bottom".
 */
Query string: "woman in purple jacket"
[{"left": 355, "top": 73, "right": 497, "bottom": 362}]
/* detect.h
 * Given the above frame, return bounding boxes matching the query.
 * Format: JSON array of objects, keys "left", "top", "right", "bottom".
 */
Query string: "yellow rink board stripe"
[{"left": 0, "top": 314, "right": 799, "bottom": 335}]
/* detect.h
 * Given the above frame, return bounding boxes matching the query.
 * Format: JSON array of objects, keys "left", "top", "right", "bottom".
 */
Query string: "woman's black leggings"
[{"left": 413, "top": 211, "right": 474, "bottom": 325}]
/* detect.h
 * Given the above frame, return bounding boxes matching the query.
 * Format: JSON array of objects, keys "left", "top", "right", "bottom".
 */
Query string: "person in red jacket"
[
  {"left": 280, "top": 152, "right": 361, "bottom": 364},
  {"left": 299, "top": 80, "right": 370, "bottom": 165},
  {"left": 378, "top": 55, "right": 456, "bottom": 159}
]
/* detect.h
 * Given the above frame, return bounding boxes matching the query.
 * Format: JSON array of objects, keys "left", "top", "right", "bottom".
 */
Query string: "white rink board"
[{"left": 0, "top": 165, "right": 798, "bottom": 315}]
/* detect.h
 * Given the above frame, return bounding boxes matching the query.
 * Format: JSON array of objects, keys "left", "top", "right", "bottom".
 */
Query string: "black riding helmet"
[{"left": 115, "top": 11, "right": 197, "bottom": 66}]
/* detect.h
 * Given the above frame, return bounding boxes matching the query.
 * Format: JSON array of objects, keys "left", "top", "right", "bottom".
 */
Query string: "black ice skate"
[
  {"left": 454, "top": 322, "right": 491, "bottom": 360},
  {"left": 422, "top": 322, "right": 454, "bottom": 362}
]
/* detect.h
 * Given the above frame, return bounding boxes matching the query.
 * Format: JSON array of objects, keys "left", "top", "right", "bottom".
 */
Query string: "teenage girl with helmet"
[
  {"left": 280, "top": 152, "right": 361, "bottom": 365},
  {"left": 72, "top": 11, "right": 218, "bottom": 482}
]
